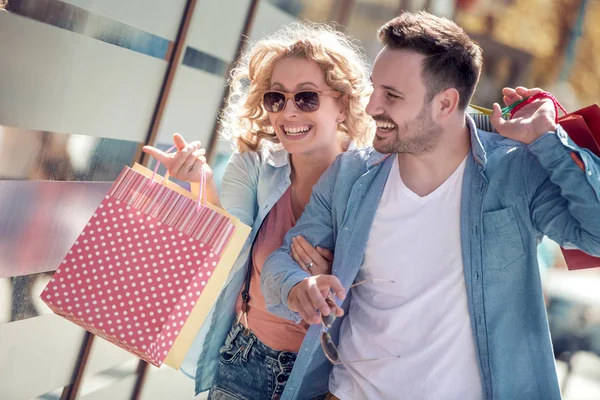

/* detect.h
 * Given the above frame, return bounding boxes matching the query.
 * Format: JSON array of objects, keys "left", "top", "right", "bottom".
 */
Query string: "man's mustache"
[{"left": 372, "top": 115, "right": 397, "bottom": 125}]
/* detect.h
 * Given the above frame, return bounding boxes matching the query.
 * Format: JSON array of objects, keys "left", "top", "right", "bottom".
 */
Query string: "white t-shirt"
[{"left": 329, "top": 156, "right": 483, "bottom": 400}]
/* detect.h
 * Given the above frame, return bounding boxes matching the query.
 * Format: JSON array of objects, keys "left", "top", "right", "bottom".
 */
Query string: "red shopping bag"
[
  {"left": 556, "top": 104, "right": 600, "bottom": 270},
  {"left": 42, "top": 160, "right": 250, "bottom": 367},
  {"left": 509, "top": 95, "right": 600, "bottom": 270}
]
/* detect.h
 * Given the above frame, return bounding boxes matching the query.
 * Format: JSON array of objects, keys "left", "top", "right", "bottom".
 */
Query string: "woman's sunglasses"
[
  {"left": 321, "top": 279, "right": 401, "bottom": 365},
  {"left": 262, "top": 90, "right": 341, "bottom": 113}
]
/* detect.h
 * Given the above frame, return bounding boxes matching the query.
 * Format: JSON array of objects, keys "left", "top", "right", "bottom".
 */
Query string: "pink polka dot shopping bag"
[{"left": 41, "top": 161, "right": 250, "bottom": 368}]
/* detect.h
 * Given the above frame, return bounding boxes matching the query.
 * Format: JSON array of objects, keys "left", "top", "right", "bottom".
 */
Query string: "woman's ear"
[{"left": 337, "top": 96, "right": 348, "bottom": 123}]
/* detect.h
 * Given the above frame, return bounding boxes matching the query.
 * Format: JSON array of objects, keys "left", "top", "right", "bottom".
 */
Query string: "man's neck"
[{"left": 397, "top": 119, "right": 471, "bottom": 197}]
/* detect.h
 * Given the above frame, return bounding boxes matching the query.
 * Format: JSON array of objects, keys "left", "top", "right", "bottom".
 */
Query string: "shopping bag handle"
[
  {"left": 470, "top": 91, "right": 567, "bottom": 122},
  {"left": 149, "top": 145, "right": 206, "bottom": 210},
  {"left": 505, "top": 91, "right": 567, "bottom": 122}
]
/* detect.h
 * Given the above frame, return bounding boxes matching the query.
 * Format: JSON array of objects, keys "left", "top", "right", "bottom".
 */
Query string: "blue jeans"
[{"left": 208, "top": 323, "right": 297, "bottom": 400}]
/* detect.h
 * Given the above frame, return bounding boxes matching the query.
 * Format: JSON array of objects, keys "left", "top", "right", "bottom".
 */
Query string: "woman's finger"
[
  {"left": 192, "top": 149, "right": 204, "bottom": 160},
  {"left": 173, "top": 144, "right": 198, "bottom": 176},
  {"left": 292, "top": 237, "right": 316, "bottom": 270},
  {"left": 295, "top": 236, "right": 327, "bottom": 267},
  {"left": 291, "top": 244, "right": 310, "bottom": 273},
  {"left": 182, "top": 151, "right": 199, "bottom": 174},
  {"left": 316, "top": 246, "right": 334, "bottom": 263},
  {"left": 169, "top": 148, "right": 191, "bottom": 175},
  {"left": 142, "top": 146, "right": 172, "bottom": 167},
  {"left": 173, "top": 133, "right": 188, "bottom": 150}
]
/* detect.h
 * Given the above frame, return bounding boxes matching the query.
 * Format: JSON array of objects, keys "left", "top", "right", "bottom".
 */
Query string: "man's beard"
[{"left": 373, "top": 103, "right": 443, "bottom": 155}]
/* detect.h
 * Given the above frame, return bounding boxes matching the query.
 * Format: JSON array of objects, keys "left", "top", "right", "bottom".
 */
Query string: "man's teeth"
[
  {"left": 376, "top": 122, "right": 396, "bottom": 131},
  {"left": 284, "top": 126, "right": 311, "bottom": 135}
]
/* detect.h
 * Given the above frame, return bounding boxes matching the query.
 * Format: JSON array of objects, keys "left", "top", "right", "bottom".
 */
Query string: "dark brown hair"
[{"left": 378, "top": 11, "right": 483, "bottom": 110}]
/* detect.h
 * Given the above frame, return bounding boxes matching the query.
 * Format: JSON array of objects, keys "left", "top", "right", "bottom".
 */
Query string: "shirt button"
[
  {"left": 344, "top": 227, "right": 349, "bottom": 231},
  {"left": 588, "top": 170, "right": 593, "bottom": 176}
]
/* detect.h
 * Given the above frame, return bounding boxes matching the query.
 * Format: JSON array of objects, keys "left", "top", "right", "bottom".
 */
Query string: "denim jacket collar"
[{"left": 264, "top": 144, "right": 290, "bottom": 168}]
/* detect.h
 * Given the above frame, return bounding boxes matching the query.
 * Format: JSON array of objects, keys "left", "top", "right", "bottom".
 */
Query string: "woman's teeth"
[{"left": 283, "top": 125, "right": 311, "bottom": 136}]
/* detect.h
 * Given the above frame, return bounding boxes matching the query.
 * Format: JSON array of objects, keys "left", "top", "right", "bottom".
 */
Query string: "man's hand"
[
  {"left": 491, "top": 87, "right": 558, "bottom": 145},
  {"left": 288, "top": 275, "right": 346, "bottom": 325}
]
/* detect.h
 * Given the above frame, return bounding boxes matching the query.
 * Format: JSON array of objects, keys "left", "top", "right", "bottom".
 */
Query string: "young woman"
[{"left": 143, "top": 22, "right": 373, "bottom": 399}]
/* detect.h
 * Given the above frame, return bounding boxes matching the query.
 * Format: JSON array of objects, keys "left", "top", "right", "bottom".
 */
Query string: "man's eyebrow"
[
  {"left": 370, "top": 76, "right": 405, "bottom": 96},
  {"left": 382, "top": 85, "right": 405, "bottom": 97}
]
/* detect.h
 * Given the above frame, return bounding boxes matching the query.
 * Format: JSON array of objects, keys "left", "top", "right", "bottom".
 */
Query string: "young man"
[{"left": 262, "top": 11, "right": 600, "bottom": 400}]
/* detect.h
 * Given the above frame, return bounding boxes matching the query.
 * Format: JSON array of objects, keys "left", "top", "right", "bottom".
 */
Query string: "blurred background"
[{"left": 1, "top": 0, "right": 599, "bottom": 399}]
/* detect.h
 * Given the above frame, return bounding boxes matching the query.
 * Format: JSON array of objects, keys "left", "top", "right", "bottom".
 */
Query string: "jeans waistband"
[{"left": 230, "top": 323, "right": 297, "bottom": 368}]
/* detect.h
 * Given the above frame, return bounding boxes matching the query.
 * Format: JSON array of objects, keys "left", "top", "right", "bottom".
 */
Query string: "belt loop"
[
  {"left": 229, "top": 322, "right": 242, "bottom": 345},
  {"left": 241, "top": 336, "right": 254, "bottom": 362}
]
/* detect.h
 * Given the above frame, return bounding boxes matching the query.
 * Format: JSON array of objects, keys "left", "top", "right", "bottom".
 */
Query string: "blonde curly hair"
[{"left": 220, "top": 22, "right": 374, "bottom": 152}]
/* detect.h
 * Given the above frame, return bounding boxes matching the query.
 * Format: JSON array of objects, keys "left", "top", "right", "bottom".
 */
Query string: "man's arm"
[
  {"left": 261, "top": 156, "right": 342, "bottom": 322},
  {"left": 527, "top": 129, "right": 600, "bottom": 254},
  {"left": 491, "top": 87, "right": 600, "bottom": 254}
]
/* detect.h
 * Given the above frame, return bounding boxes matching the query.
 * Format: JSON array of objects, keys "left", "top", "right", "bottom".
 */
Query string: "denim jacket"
[
  {"left": 180, "top": 143, "right": 293, "bottom": 393},
  {"left": 262, "top": 115, "right": 600, "bottom": 399}
]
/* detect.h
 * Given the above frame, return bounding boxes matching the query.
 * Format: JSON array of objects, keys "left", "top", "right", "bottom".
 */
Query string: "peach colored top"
[{"left": 235, "top": 188, "right": 308, "bottom": 352}]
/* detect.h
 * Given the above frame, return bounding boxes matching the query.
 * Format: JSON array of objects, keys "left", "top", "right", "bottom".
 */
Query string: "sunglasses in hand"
[
  {"left": 262, "top": 90, "right": 341, "bottom": 113},
  {"left": 320, "top": 278, "right": 401, "bottom": 365}
]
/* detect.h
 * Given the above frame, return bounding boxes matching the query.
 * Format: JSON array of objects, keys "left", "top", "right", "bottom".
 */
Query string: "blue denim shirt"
[
  {"left": 180, "top": 145, "right": 294, "bottom": 393},
  {"left": 262, "top": 115, "right": 600, "bottom": 400}
]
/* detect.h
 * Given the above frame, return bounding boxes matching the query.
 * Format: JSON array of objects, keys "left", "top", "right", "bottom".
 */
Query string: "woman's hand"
[
  {"left": 291, "top": 235, "right": 334, "bottom": 276},
  {"left": 142, "top": 133, "right": 214, "bottom": 183}
]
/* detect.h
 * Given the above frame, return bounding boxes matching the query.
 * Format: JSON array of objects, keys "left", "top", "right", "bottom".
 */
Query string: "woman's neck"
[{"left": 289, "top": 143, "right": 343, "bottom": 188}]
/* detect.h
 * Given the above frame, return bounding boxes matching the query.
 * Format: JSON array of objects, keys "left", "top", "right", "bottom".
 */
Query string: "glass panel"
[
  {"left": 0, "top": 11, "right": 167, "bottom": 142},
  {"left": 0, "top": 181, "right": 112, "bottom": 280},
  {"left": 0, "top": 126, "right": 139, "bottom": 182},
  {"left": 0, "top": 314, "right": 86, "bottom": 399},
  {"left": 267, "top": 0, "right": 338, "bottom": 21}
]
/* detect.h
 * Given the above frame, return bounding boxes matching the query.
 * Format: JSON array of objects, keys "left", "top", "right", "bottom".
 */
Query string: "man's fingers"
[
  {"left": 307, "top": 278, "right": 331, "bottom": 315},
  {"left": 525, "top": 87, "right": 544, "bottom": 97},
  {"left": 501, "top": 87, "right": 516, "bottom": 98},
  {"left": 515, "top": 90, "right": 528, "bottom": 99},
  {"left": 297, "top": 289, "right": 320, "bottom": 324},
  {"left": 503, "top": 95, "right": 519, "bottom": 107},
  {"left": 515, "top": 86, "right": 528, "bottom": 96},
  {"left": 490, "top": 102, "right": 507, "bottom": 132},
  {"left": 321, "top": 275, "right": 346, "bottom": 301}
]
